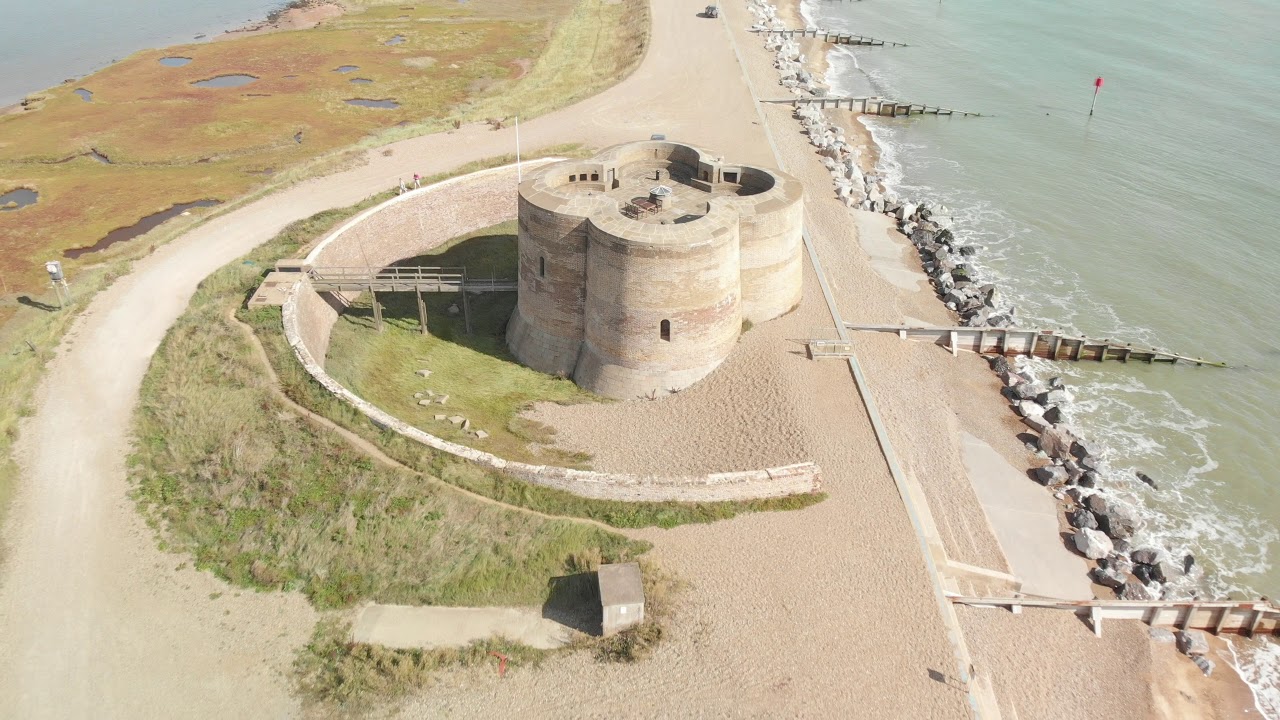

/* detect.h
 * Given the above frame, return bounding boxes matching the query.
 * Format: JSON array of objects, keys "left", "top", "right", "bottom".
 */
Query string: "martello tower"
[{"left": 506, "top": 140, "right": 804, "bottom": 399}]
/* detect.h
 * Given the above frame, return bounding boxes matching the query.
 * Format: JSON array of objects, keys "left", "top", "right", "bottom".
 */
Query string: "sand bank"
[{"left": 215, "top": 1, "right": 344, "bottom": 41}]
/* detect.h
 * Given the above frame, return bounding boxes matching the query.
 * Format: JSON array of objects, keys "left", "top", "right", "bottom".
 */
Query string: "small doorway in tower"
[{"left": 660, "top": 319, "right": 671, "bottom": 341}]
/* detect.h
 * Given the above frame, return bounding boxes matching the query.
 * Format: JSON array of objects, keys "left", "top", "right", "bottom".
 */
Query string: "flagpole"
[
  {"left": 1090, "top": 77, "right": 1104, "bottom": 116},
  {"left": 515, "top": 114, "right": 522, "bottom": 182}
]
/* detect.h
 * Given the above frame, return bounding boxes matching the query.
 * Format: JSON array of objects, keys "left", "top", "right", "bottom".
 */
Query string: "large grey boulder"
[
  {"left": 1033, "top": 465, "right": 1068, "bottom": 486},
  {"left": 1017, "top": 400, "right": 1045, "bottom": 418},
  {"left": 1039, "top": 425, "right": 1079, "bottom": 460},
  {"left": 1119, "top": 576, "right": 1159, "bottom": 601},
  {"left": 1084, "top": 493, "right": 1109, "bottom": 516},
  {"left": 1089, "top": 566, "right": 1128, "bottom": 590},
  {"left": 1012, "top": 383, "right": 1042, "bottom": 401},
  {"left": 1022, "top": 415, "right": 1051, "bottom": 433},
  {"left": 1037, "top": 389, "right": 1068, "bottom": 406},
  {"left": 1193, "top": 655, "right": 1215, "bottom": 677},
  {"left": 1072, "top": 529, "right": 1114, "bottom": 560},
  {"left": 1098, "top": 504, "right": 1142, "bottom": 540},
  {"left": 1176, "top": 630, "right": 1210, "bottom": 657},
  {"left": 1067, "top": 508, "right": 1098, "bottom": 530},
  {"left": 1130, "top": 547, "right": 1162, "bottom": 565},
  {"left": 1154, "top": 560, "right": 1185, "bottom": 584},
  {"left": 910, "top": 228, "right": 936, "bottom": 246}
]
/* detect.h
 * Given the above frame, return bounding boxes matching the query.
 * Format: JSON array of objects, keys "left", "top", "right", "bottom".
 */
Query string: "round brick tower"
[{"left": 506, "top": 140, "right": 803, "bottom": 399}]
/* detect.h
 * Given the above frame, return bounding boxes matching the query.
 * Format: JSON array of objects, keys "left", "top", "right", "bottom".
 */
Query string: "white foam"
[
  {"left": 1228, "top": 637, "right": 1280, "bottom": 720},
  {"left": 821, "top": 29, "right": 1277, "bottom": 604}
]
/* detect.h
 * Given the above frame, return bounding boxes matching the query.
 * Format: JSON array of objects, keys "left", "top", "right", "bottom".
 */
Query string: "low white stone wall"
[{"left": 280, "top": 162, "right": 823, "bottom": 503}]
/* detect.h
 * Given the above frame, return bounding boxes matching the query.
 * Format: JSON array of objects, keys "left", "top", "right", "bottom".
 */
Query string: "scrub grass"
[
  {"left": 295, "top": 617, "right": 551, "bottom": 711},
  {"left": 130, "top": 171, "right": 648, "bottom": 610},
  {"left": 324, "top": 220, "right": 599, "bottom": 467}
]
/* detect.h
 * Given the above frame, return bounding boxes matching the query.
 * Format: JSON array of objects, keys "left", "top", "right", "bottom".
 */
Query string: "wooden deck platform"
[{"left": 842, "top": 324, "right": 1228, "bottom": 367}]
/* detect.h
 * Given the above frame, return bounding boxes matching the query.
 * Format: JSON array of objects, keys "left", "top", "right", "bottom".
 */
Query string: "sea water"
[
  {"left": 0, "top": 0, "right": 283, "bottom": 106},
  {"left": 803, "top": 0, "right": 1279, "bottom": 710}
]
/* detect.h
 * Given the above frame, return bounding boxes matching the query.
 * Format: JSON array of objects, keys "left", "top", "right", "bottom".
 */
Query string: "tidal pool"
[
  {"left": 0, "top": 187, "right": 38, "bottom": 211},
  {"left": 159, "top": 57, "right": 192, "bottom": 67},
  {"left": 345, "top": 98, "right": 399, "bottom": 109},
  {"left": 191, "top": 74, "right": 258, "bottom": 88},
  {"left": 63, "top": 199, "right": 221, "bottom": 258}
]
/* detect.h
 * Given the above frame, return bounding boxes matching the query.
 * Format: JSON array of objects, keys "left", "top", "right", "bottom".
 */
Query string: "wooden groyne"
[
  {"left": 766, "top": 95, "right": 984, "bottom": 117},
  {"left": 842, "top": 324, "right": 1228, "bottom": 367},
  {"left": 951, "top": 596, "right": 1280, "bottom": 639},
  {"left": 751, "top": 27, "right": 907, "bottom": 47}
]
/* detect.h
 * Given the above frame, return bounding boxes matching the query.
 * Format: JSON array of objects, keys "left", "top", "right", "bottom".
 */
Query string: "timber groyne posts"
[
  {"left": 843, "top": 324, "right": 1229, "bottom": 368},
  {"left": 951, "top": 596, "right": 1280, "bottom": 639},
  {"left": 751, "top": 27, "right": 908, "bottom": 47},
  {"left": 773, "top": 95, "right": 984, "bottom": 117}
]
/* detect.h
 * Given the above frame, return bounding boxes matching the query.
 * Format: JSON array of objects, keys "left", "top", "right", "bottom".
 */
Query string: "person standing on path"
[{"left": 413, "top": 173, "right": 421, "bottom": 188}]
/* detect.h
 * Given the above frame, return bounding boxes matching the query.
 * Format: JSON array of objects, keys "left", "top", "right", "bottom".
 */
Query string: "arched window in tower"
[
  {"left": 660, "top": 319, "right": 671, "bottom": 342},
  {"left": 539, "top": 256, "right": 546, "bottom": 278}
]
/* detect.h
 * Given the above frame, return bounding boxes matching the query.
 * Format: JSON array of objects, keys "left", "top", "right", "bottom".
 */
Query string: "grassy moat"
[{"left": 324, "top": 220, "right": 600, "bottom": 467}]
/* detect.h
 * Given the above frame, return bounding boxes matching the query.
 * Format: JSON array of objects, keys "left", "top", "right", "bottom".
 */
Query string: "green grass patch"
[
  {"left": 131, "top": 173, "right": 648, "bottom": 610},
  {"left": 294, "top": 557, "right": 675, "bottom": 713},
  {"left": 324, "top": 220, "right": 598, "bottom": 466},
  {"left": 295, "top": 617, "right": 552, "bottom": 711}
]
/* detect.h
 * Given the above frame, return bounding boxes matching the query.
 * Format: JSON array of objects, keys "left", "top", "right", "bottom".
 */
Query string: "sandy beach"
[
  {"left": 0, "top": 0, "right": 1262, "bottom": 717},
  {"left": 214, "top": 0, "right": 344, "bottom": 41}
]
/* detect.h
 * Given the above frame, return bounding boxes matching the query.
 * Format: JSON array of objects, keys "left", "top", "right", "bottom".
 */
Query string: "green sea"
[{"left": 804, "top": 0, "right": 1280, "bottom": 708}]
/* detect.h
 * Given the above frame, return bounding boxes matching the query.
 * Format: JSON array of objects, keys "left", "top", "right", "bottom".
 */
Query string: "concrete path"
[
  {"left": 960, "top": 432, "right": 1092, "bottom": 599},
  {"left": 352, "top": 605, "right": 572, "bottom": 651}
]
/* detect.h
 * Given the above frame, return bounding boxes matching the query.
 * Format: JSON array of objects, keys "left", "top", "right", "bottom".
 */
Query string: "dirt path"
[{"left": 0, "top": 2, "right": 837, "bottom": 717}]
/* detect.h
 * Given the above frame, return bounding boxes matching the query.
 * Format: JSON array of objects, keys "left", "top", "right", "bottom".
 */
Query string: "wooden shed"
[{"left": 598, "top": 562, "right": 645, "bottom": 636}]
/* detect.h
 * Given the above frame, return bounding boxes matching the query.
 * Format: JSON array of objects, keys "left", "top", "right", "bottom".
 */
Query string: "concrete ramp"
[
  {"left": 352, "top": 604, "right": 573, "bottom": 650},
  {"left": 960, "top": 432, "right": 1092, "bottom": 600}
]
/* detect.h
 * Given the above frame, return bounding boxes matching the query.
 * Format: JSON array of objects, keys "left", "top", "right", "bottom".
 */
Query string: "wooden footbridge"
[
  {"left": 305, "top": 266, "right": 515, "bottom": 294},
  {"left": 951, "top": 595, "right": 1280, "bottom": 639},
  {"left": 822, "top": 324, "right": 1228, "bottom": 367},
  {"left": 249, "top": 263, "right": 515, "bottom": 335},
  {"left": 305, "top": 265, "right": 515, "bottom": 335},
  {"left": 771, "top": 95, "right": 984, "bottom": 117},
  {"left": 751, "top": 27, "right": 907, "bottom": 47}
]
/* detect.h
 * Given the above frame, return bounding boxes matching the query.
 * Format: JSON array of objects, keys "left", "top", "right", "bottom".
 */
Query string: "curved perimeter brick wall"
[{"left": 282, "top": 161, "right": 822, "bottom": 503}]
